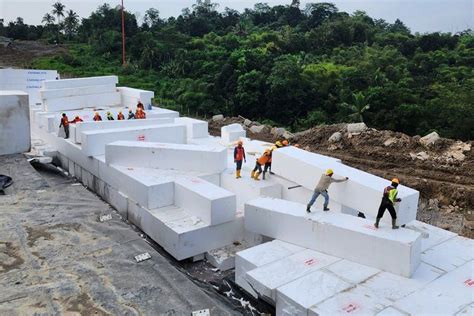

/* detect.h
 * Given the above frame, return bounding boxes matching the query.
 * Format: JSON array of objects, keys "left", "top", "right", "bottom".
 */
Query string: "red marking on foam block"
[
  {"left": 190, "top": 179, "right": 202, "bottom": 184},
  {"left": 304, "top": 258, "right": 318, "bottom": 266},
  {"left": 464, "top": 278, "right": 474, "bottom": 287},
  {"left": 363, "top": 224, "right": 377, "bottom": 231},
  {"left": 138, "top": 135, "right": 145, "bottom": 141},
  {"left": 342, "top": 303, "right": 360, "bottom": 313}
]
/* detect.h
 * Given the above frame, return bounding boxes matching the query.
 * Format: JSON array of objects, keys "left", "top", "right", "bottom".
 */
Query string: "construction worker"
[
  {"left": 234, "top": 141, "right": 246, "bottom": 179},
  {"left": 70, "top": 115, "right": 83, "bottom": 124},
  {"left": 106, "top": 111, "right": 114, "bottom": 120},
  {"left": 135, "top": 108, "right": 146, "bottom": 119},
  {"left": 265, "top": 140, "right": 288, "bottom": 176},
  {"left": 59, "top": 113, "right": 69, "bottom": 138},
  {"left": 117, "top": 111, "right": 125, "bottom": 120},
  {"left": 251, "top": 149, "right": 271, "bottom": 181},
  {"left": 375, "top": 178, "right": 402, "bottom": 229},
  {"left": 306, "top": 169, "right": 348, "bottom": 212},
  {"left": 137, "top": 101, "right": 144, "bottom": 111},
  {"left": 127, "top": 109, "right": 135, "bottom": 120},
  {"left": 93, "top": 112, "right": 102, "bottom": 121}
]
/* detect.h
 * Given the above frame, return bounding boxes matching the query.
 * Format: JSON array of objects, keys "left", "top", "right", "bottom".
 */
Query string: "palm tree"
[
  {"left": 52, "top": 1, "right": 65, "bottom": 25},
  {"left": 42, "top": 13, "right": 55, "bottom": 25},
  {"left": 342, "top": 92, "right": 371, "bottom": 123},
  {"left": 64, "top": 9, "right": 79, "bottom": 39}
]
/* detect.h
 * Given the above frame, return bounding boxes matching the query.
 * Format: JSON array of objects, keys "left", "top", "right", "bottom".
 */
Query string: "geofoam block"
[
  {"left": 146, "top": 108, "right": 180, "bottom": 119},
  {"left": 81, "top": 124, "right": 187, "bottom": 156},
  {"left": 272, "top": 147, "right": 419, "bottom": 225},
  {"left": 276, "top": 270, "right": 352, "bottom": 316},
  {"left": 128, "top": 203, "right": 244, "bottom": 260},
  {"left": 42, "top": 75, "right": 118, "bottom": 90},
  {"left": 420, "top": 236, "right": 474, "bottom": 272},
  {"left": 393, "top": 260, "right": 474, "bottom": 315},
  {"left": 43, "top": 91, "right": 122, "bottom": 112},
  {"left": 174, "top": 177, "right": 236, "bottom": 225},
  {"left": 75, "top": 118, "right": 174, "bottom": 143},
  {"left": 105, "top": 141, "right": 227, "bottom": 174},
  {"left": 245, "top": 249, "right": 340, "bottom": 304},
  {"left": 40, "top": 83, "right": 116, "bottom": 99},
  {"left": 405, "top": 220, "right": 457, "bottom": 252},
  {"left": 221, "top": 123, "right": 246, "bottom": 144},
  {"left": 0, "top": 91, "right": 30, "bottom": 155},
  {"left": 244, "top": 197, "right": 422, "bottom": 277},
  {"left": 235, "top": 240, "right": 305, "bottom": 298},
  {"left": 117, "top": 87, "right": 154, "bottom": 108},
  {"left": 175, "top": 117, "right": 209, "bottom": 139}
]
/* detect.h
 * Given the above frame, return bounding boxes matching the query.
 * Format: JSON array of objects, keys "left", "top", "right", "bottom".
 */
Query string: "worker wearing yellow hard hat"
[
  {"left": 306, "top": 169, "right": 349, "bottom": 213},
  {"left": 375, "top": 178, "right": 402, "bottom": 229}
]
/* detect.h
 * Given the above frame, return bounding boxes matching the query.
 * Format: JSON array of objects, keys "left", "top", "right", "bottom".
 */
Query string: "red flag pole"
[{"left": 121, "top": 0, "right": 126, "bottom": 65}]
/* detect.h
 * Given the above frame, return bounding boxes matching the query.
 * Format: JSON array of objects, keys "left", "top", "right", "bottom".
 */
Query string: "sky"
[{"left": 1, "top": 0, "right": 472, "bottom": 34}]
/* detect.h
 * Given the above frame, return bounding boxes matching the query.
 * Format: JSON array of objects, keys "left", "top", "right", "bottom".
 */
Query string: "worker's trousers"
[
  {"left": 63, "top": 125, "right": 69, "bottom": 139},
  {"left": 376, "top": 198, "right": 397, "bottom": 219},
  {"left": 235, "top": 160, "right": 243, "bottom": 171},
  {"left": 308, "top": 190, "right": 329, "bottom": 208},
  {"left": 252, "top": 163, "right": 262, "bottom": 173}
]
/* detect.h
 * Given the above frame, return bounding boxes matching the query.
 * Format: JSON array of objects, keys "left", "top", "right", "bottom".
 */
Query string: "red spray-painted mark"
[
  {"left": 138, "top": 135, "right": 145, "bottom": 141},
  {"left": 304, "top": 258, "right": 318, "bottom": 266},
  {"left": 464, "top": 278, "right": 474, "bottom": 287},
  {"left": 190, "top": 179, "right": 202, "bottom": 184},
  {"left": 363, "top": 224, "right": 377, "bottom": 231},
  {"left": 342, "top": 303, "right": 360, "bottom": 313}
]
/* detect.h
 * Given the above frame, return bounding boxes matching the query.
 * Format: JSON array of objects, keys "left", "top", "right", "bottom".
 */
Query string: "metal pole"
[{"left": 121, "top": 0, "right": 126, "bottom": 65}]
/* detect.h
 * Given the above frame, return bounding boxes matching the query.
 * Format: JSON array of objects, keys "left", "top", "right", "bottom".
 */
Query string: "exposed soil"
[
  {"left": 209, "top": 117, "right": 474, "bottom": 237},
  {"left": 0, "top": 40, "right": 67, "bottom": 68}
]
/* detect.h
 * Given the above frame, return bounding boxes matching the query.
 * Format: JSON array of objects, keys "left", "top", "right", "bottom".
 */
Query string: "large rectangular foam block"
[
  {"left": 276, "top": 270, "right": 352, "bottom": 316},
  {"left": 221, "top": 123, "right": 246, "bottom": 144},
  {"left": 220, "top": 169, "right": 282, "bottom": 210},
  {"left": 174, "top": 177, "right": 236, "bottom": 225},
  {"left": 405, "top": 220, "right": 457, "bottom": 252},
  {"left": 42, "top": 75, "right": 118, "bottom": 90},
  {"left": 245, "top": 249, "right": 340, "bottom": 303},
  {"left": 117, "top": 87, "right": 154, "bottom": 108},
  {"left": 393, "top": 261, "right": 474, "bottom": 315},
  {"left": 102, "top": 184, "right": 129, "bottom": 219},
  {"left": 43, "top": 91, "right": 121, "bottom": 112},
  {"left": 75, "top": 118, "right": 174, "bottom": 143},
  {"left": 235, "top": 240, "right": 305, "bottom": 297},
  {"left": 98, "top": 162, "right": 174, "bottom": 210},
  {"left": 174, "top": 117, "right": 209, "bottom": 139},
  {"left": 105, "top": 141, "right": 227, "bottom": 173},
  {"left": 128, "top": 203, "right": 244, "bottom": 260},
  {"left": 40, "top": 84, "right": 116, "bottom": 99},
  {"left": 245, "top": 197, "right": 422, "bottom": 277},
  {"left": 0, "top": 91, "right": 30, "bottom": 155},
  {"left": 272, "top": 147, "right": 419, "bottom": 225},
  {"left": 420, "top": 236, "right": 474, "bottom": 272},
  {"left": 81, "top": 124, "right": 187, "bottom": 156},
  {"left": 146, "top": 108, "right": 179, "bottom": 119}
]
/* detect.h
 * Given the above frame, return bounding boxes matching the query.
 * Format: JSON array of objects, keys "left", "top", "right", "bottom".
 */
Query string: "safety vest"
[
  {"left": 136, "top": 111, "right": 146, "bottom": 119},
  {"left": 93, "top": 115, "right": 102, "bottom": 121},
  {"left": 117, "top": 113, "right": 125, "bottom": 120},
  {"left": 61, "top": 117, "right": 69, "bottom": 126},
  {"left": 234, "top": 147, "right": 245, "bottom": 161},
  {"left": 383, "top": 186, "right": 398, "bottom": 203},
  {"left": 257, "top": 152, "right": 271, "bottom": 165}
]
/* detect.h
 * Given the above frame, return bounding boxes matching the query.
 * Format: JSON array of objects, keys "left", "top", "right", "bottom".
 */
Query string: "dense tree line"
[{"left": 1, "top": 1, "right": 473, "bottom": 140}]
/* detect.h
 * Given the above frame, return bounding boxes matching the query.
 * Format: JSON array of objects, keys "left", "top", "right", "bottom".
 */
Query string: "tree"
[
  {"left": 144, "top": 8, "right": 161, "bottom": 28},
  {"left": 342, "top": 92, "right": 371, "bottom": 123},
  {"left": 42, "top": 13, "right": 55, "bottom": 25},
  {"left": 63, "top": 10, "right": 79, "bottom": 39},
  {"left": 52, "top": 1, "right": 65, "bottom": 25}
]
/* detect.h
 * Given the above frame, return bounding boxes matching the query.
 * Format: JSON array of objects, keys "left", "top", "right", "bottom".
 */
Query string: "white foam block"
[
  {"left": 75, "top": 118, "right": 174, "bottom": 143},
  {"left": 42, "top": 75, "right": 118, "bottom": 90},
  {"left": 309, "top": 285, "right": 392, "bottom": 315},
  {"left": 81, "top": 124, "right": 186, "bottom": 156},
  {"left": 146, "top": 108, "right": 179, "bottom": 119},
  {"left": 40, "top": 84, "right": 116, "bottom": 99},
  {"left": 405, "top": 220, "right": 457, "bottom": 252},
  {"left": 276, "top": 270, "right": 352, "bottom": 316},
  {"left": 128, "top": 203, "right": 244, "bottom": 260},
  {"left": 220, "top": 169, "right": 282, "bottom": 210},
  {"left": 174, "top": 177, "right": 236, "bottom": 225},
  {"left": 43, "top": 91, "right": 121, "bottom": 112},
  {"left": 393, "top": 261, "right": 474, "bottom": 315},
  {"left": 174, "top": 117, "right": 209, "bottom": 139},
  {"left": 0, "top": 91, "right": 30, "bottom": 155},
  {"left": 235, "top": 240, "right": 305, "bottom": 297},
  {"left": 105, "top": 141, "right": 227, "bottom": 173},
  {"left": 117, "top": 87, "right": 154, "bottom": 109},
  {"left": 421, "top": 236, "right": 474, "bottom": 272},
  {"left": 245, "top": 249, "right": 340, "bottom": 303},
  {"left": 221, "top": 123, "right": 246, "bottom": 144},
  {"left": 325, "top": 259, "right": 380, "bottom": 284},
  {"left": 245, "top": 198, "right": 422, "bottom": 277},
  {"left": 272, "top": 147, "right": 419, "bottom": 225}
]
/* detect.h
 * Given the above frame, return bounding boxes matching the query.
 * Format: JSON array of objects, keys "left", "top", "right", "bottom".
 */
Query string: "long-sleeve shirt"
[{"left": 314, "top": 174, "right": 347, "bottom": 192}]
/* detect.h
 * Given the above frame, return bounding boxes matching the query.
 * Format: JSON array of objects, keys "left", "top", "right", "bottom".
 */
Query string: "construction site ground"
[
  {"left": 209, "top": 117, "right": 474, "bottom": 238},
  {"left": 0, "top": 154, "right": 263, "bottom": 315}
]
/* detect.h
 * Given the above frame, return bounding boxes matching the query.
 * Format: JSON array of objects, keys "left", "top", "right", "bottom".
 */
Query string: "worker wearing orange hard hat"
[
  {"left": 234, "top": 140, "right": 246, "bottom": 179},
  {"left": 251, "top": 149, "right": 271, "bottom": 181},
  {"left": 93, "top": 112, "right": 102, "bottom": 121},
  {"left": 307, "top": 169, "right": 349, "bottom": 213},
  {"left": 117, "top": 111, "right": 125, "bottom": 120},
  {"left": 70, "top": 115, "right": 83, "bottom": 124},
  {"left": 375, "top": 178, "right": 402, "bottom": 229}
]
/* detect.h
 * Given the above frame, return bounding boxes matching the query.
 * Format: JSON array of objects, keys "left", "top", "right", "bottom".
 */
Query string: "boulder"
[
  {"left": 346, "top": 122, "right": 367, "bottom": 133},
  {"left": 420, "top": 131, "right": 440, "bottom": 147},
  {"left": 212, "top": 114, "right": 224, "bottom": 122},
  {"left": 271, "top": 127, "right": 286, "bottom": 137},
  {"left": 328, "top": 132, "right": 342, "bottom": 143},
  {"left": 250, "top": 125, "right": 266, "bottom": 134},
  {"left": 243, "top": 119, "right": 252, "bottom": 127},
  {"left": 282, "top": 131, "right": 294, "bottom": 140},
  {"left": 384, "top": 138, "right": 397, "bottom": 147}
]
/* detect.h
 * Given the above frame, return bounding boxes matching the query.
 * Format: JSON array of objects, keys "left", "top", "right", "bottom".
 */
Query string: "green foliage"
[{"left": 11, "top": 0, "right": 472, "bottom": 140}]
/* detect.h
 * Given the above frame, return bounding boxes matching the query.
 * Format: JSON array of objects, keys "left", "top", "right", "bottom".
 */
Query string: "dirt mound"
[
  {"left": 209, "top": 117, "right": 474, "bottom": 237},
  {"left": 0, "top": 40, "right": 67, "bottom": 68}
]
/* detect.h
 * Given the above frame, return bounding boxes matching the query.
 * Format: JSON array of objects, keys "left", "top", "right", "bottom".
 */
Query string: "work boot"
[
  {"left": 306, "top": 206, "right": 311, "bottom": 213},
  {"left": 250, "top": 170, "right": 255, "bottom": 179},
  {"left": 270, "top": 171, "right": 275, "bottom": 175},
  {"left": 254, "top": 172, "right": 261, "bottom": 181},
  {"left": 262, "top": 172, "right": 266, "bottom": 180},
  {"left": 374, "top": 218, "right": 380, "bottom": 229},
  {"left": 392, "top": 219, "right": 399, "bottom": 229},
  {"left": 236, "top": 170, "right": 241, "bottom": 179},
  {"left": 323, "top": 207, "right": 330, "bottom": 211}
]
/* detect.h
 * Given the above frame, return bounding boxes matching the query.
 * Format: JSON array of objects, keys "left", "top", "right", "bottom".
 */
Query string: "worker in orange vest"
[
  {"left": 135, "top": 108, "right": 146, "bottom": 119},
  {"left": 59, "top": 113, "right": 70, "bottom": 138},
  {"left": 234, "top": 140, "right": 246, "bottom": 179},
  {"left": 117, "top": 111, "right": 125, "bottom": 120},
  {"left": 93, "top": 112, "right": 102, "bottom": 121},
  {"left": 70, "top": 115, "right": 83, "bottom": 124},
  {"left": 137, "top": 101, "right": 144, "bottom": 111},
  {"left": 251, "top": 149, "right": 271, "bottom": 181}
]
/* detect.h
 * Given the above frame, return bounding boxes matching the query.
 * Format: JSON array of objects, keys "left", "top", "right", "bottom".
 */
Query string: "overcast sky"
[{"left": 1, "top": 0, "right": 472, "bottom": 33}]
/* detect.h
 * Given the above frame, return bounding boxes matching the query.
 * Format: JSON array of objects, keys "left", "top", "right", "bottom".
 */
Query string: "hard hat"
[
  {"left": 282, "top": 140, "right": 289, "bottom": 146},
  {"left": 75, "top": 115, "right": 79, "bottom": 119},
  {"left": 264, "top": 149, "right": 271, "bottom": 154},
  {"left": 326, "top": 169, "right": 334, "bottom": 175},
  {"left": 107, "top": 111, "right": 111, "bottom": 115},
  {"left": 95, "top": 112, "right": 99, "bottom": 115},
  {"left": 237, "top": 140, "right": 243, "bottom": 145},
  {"left": 275, "top": 141, "right": 283, "bottom": 147},
  {"left": 119, "top": 111, "right": 122, "bottom": 114},
  {"left": 391, "top": 178, "right": 400, "bottom": 184}
]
